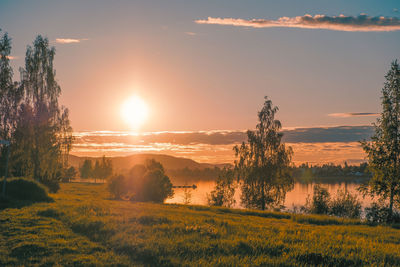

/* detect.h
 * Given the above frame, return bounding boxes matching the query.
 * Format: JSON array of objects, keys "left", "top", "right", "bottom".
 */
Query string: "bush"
[
  {"left": 133, "top": 167, "right": 173, "bottom": 203},
  {"left": 0, "top": 177, "right": 52, "bottom": 202},
  {"left": 365, "top": 202, "right": 400, "bottom": 224},
  {"left": 302, "top": 185, "right": 361, "bottom": 219},
  {"left": 40, "top": 178, "right": 60, "bottom": 193},
  {"left": 107, "top": 175, "right": 127, "bottom": 200},
  {"left": 302, "top": 185, "right": 330, "bottom": 215},
  {"left": 108, "top": 160, "right": 174, "bottom": 203},
  {"left": 208, "top": 168, "right": 236, "bottom": 208},
  {"left": 330, "top": 189, "right": 361, "bottom": 218}
]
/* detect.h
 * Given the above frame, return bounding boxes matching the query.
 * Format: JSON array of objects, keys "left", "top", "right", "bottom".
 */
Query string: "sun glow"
[{"left": 121, "top": 96, "right": 149, "bottom": 129}]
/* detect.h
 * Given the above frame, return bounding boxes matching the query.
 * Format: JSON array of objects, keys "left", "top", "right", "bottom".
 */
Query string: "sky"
[{"left": 1, "top": 1, "right": 400, "bottom": 163}]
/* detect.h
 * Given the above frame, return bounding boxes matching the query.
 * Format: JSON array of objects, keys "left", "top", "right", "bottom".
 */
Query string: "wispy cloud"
[
  {"left": 185, "top": 32, "right": 197, "bottom": 36},
  {"left": 55, "top": 38, "right": 89, "bottom": 44},
  {"left": 328, "top": 112, "right": 379, "bottom": 118},
  {"left": 195, "top": 14, "right": 400, "bottom": 32}
]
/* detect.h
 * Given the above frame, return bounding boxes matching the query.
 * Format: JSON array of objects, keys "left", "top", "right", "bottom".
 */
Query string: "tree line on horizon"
[{"left": 79, "top": 156, "right": 113, "bottom": 182}]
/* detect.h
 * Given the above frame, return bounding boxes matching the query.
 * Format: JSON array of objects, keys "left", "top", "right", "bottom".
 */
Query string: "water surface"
[{"left": 166, "top": 180, "right": 373, "bottom": 210}]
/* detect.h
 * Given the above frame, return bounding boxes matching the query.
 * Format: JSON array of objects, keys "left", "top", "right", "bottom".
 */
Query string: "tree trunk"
[
  {"left": 389, "top": 188, "right": 394, "bottom": 222},
  {"left": 261, "top": 181, "right": 265, "bottom": 210},
  {"left": 33, "top": 131, "right": 40, "bottom": 180}
]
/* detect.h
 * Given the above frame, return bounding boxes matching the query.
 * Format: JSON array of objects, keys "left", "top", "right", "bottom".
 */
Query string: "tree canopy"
[
  {"left": 361, "top": 60, "right": 400, "bottom": 221},
  {"left": 234, "top": 96, "right": 293, "bottom": 210},
  {"left": 0, "top": 32, "right": 73, "bottom": 193}
]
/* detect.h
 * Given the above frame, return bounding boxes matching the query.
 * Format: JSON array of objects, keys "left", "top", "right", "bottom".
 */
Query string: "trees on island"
[{"left": 0, "top": 30, "right": 72, "bottom": 192}]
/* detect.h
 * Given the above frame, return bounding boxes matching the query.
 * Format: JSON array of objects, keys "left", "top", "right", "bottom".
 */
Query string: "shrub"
[
  {"left": 107, "top": 175, "right": 127, "bottom": 199},
  {"left": 0, "top": 177, "right": 52, "bottom": 202},
  {"left": 330, "top": 189, "right": 361, "bottom": 218},
  {"left": 302, "top": 185, "right": 361, "bottom": 219},
  {"left": 134, "top": 168, "right": 173, "bottom": 203},
  {"left": 302, "top": 184, "right": 330, "bottom": 215},
  {"left": 108, "top": 160, "right": 174, "bottom": 203},
  {"left": 207, "top": 168, "right": 236, "bottom": 208},
  {"left": 40, "top": 178, "right": 60, "bottom": 193},
  {"left": 365, "top": 202, "right": 400, "bottom": 224}
]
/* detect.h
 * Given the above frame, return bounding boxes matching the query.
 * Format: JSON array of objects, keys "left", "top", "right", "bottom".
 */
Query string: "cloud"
[
  {"left": 5, "top": 56, "right": 17, "bottom": 60},
  {"left": 71, "top": 126, "right": 373, "bottom": 164},
  {"left": 328, "top": 112, "right": 379, "bottom": 118},
  {"left": 195, "top": 14, "right": 400, "bottom": 32},
  {"left": 72, "top": 126, "right": 374, "bottom": 148},
  {"left": 185, "top": 32, "right": 197, "bottom": 36},
  {"left": 55, "top": 38, "right": 89, "bottom": 44}
]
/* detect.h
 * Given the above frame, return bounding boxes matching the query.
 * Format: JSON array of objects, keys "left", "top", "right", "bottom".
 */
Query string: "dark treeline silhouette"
[
  {"left": 0, "top": 30, "right": 72, "bottom": 193},
  {"left": 166, "top": 166, "right": 222, "bottom": 181},
  {"left": 292, "top": 162, "right": 371, "bottom": 183},
  {"left": 79, "top": 156, "right": 113, "bottom": 182}
]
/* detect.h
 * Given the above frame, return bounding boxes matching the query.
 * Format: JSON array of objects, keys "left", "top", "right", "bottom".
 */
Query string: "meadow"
[{"left": 1, "top": 183, "right": 400, "bottom": 266}]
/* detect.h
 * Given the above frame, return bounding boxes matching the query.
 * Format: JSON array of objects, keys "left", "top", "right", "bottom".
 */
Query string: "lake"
[{"left": 166, "top": 180, "right": 374, "bottom": 210}]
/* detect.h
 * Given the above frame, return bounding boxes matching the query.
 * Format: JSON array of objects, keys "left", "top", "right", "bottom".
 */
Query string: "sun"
[{"left": 121, "top": 95, "right": 149, "bottom": 129}]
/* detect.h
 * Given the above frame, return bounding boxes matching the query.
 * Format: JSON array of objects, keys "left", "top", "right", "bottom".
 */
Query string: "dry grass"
[{"left": 1, "top": 182, "right": 400, "bottom": 266}]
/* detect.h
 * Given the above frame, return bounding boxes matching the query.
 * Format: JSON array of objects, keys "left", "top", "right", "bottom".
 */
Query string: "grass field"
[{"left": 1, "top": 183, "right": 400, "bottom": 266}]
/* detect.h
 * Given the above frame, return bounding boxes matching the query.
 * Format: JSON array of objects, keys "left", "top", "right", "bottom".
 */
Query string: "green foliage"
[
  {"left": 330, "top": 189, "right": 362, "bottom": 219},
  {"left": 0, "top": 34, "right": 74, "bottom": 192},
  {"left": 108, "top": 159, "right": 173, "bottom": 203},
  {"left": 62, "top": 166, "right": 77, "bottom": 182},
  {"left": 79, "top": 159, "right": 92, "bottom": 178},
  {"left": 303, "top": 185, "right": 362, "bottom": 219},
  {"left": 304, "top": 184, "right": 331, "bottom": 215},
  {"left": 361, "top": 60, "right": 400, "bottom": 220},
  {"left": 234, "top": 96, "right": 293, "bottom": 210},
  {"left": 208, "top": 168, "right": 236, "bottom": 207},
  {"left": 80, "top": 156, "right": 113, "bottom": 181},
  {"left": 3, "top": 183, "right": 400, "bottom": 266},
  {"left": 133, "top": 160, "right": 173, "bottom": 202},
  {"left": 365, "top": 202, "right": 400, "bottom": 224},
  {"left": 0, "top": 30, "right": 23, "bottom": 177},
  {"left": 293, "top": 162, "right": 370, "bottom": 183},
  {"left": 0, "top": 177, "right": 52, "bottom": 203},
  {"left": 107, "top": 174, "right": 127, "bottom": 200},
  {"left": 93, "top": 156, "right": 113, "bottom": 180}
]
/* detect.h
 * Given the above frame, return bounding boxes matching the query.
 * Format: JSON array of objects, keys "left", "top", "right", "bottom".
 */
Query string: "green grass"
[{"left": 1, "top": 183, "right": 400, "bottom": 266}]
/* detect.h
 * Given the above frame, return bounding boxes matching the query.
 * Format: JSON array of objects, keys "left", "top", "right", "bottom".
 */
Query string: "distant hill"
[{"left": 69, "top": 154, "right": 230, "bottom": 172}]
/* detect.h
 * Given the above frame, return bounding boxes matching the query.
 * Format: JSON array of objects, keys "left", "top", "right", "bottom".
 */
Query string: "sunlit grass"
[{"left": 1, "top": 183, "right": 400, "bottom": 266}]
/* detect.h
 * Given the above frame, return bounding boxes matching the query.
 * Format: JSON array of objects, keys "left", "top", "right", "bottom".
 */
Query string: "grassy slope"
[{"left": 1, "top": 184, "right": 400, "bottom": 266}]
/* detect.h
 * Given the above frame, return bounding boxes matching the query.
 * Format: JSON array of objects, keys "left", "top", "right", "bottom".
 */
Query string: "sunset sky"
[{"left": 1, "top": 1, "right": 400, "bottom": 164}]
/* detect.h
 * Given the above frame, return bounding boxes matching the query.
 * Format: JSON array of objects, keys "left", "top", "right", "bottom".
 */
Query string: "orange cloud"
[
  {"left": 195, "top": 14, "right": 400, "bottom": 32},
  {"left": 55, "top": 38, "right": 89, "bottom": 44},
  {"left": 328, "top": 112, "right": 379, "bottom": 118}
]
